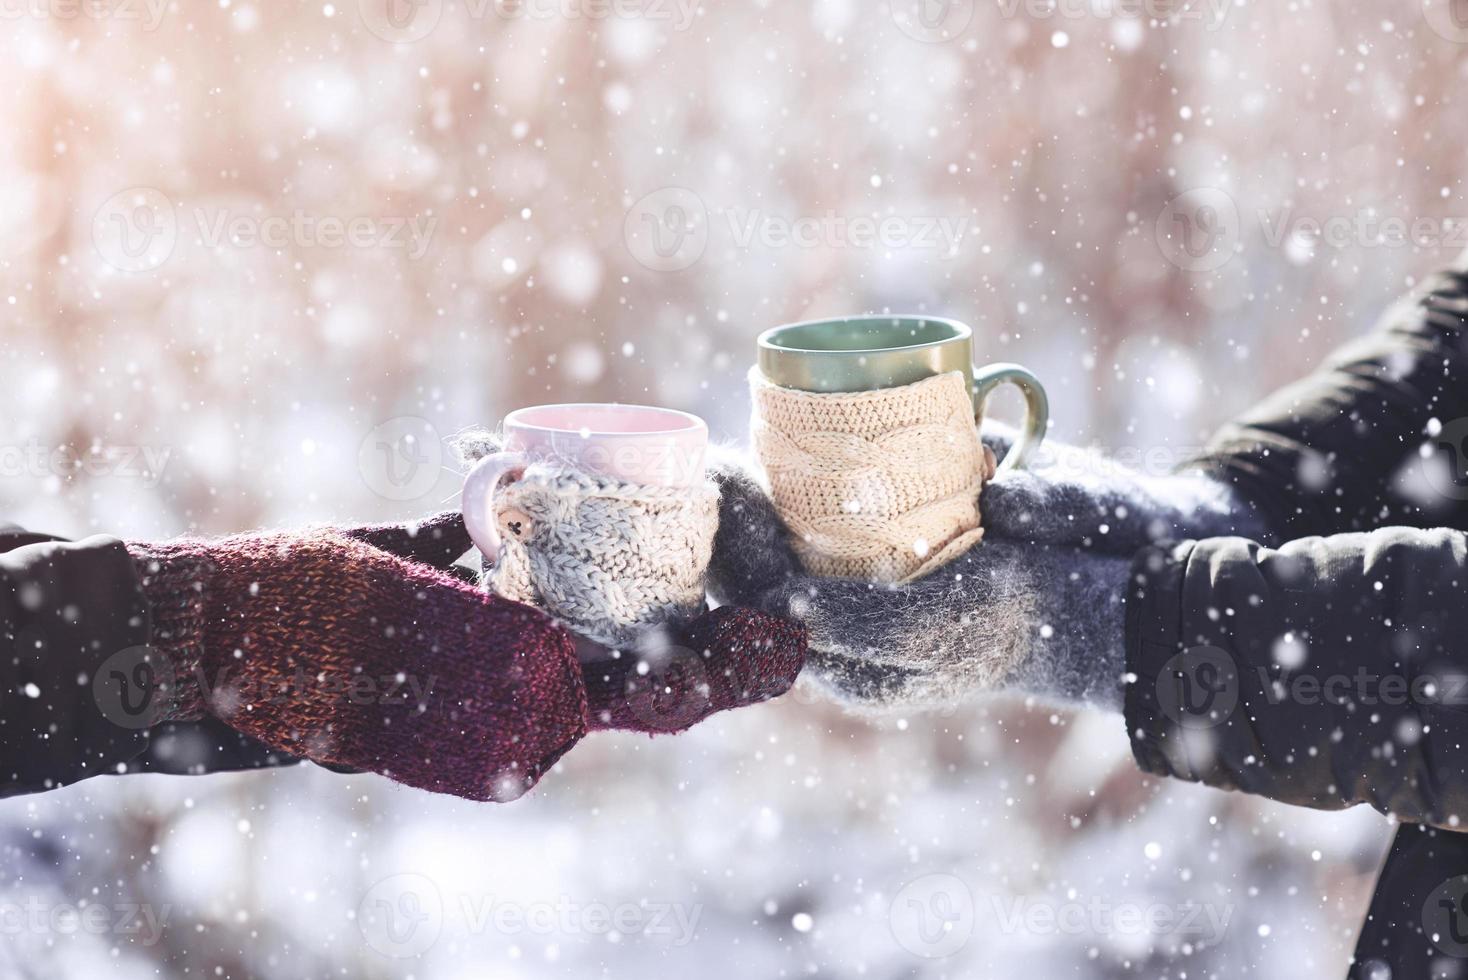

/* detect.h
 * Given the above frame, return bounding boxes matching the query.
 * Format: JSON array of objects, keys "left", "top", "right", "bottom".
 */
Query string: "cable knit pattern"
[
  {"left": 488, "top": 463, "right": 720, "bottom": 647},
  {"left": 129, "top": 530, "right": 590, "bottom": 802},
  {"left": 750, "top": 368, "right": 996, "bottom": 583}
]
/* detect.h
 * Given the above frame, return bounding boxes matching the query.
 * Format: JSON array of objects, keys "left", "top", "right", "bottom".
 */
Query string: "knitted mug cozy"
[
  {"left": 749, "top": 368, "right": 995, "bottom": 583},
  {"left": 485, "top": 462, "right": 720, "bottom": 647}
]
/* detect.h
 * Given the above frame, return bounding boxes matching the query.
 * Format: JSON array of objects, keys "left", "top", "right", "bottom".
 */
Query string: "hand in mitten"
[
  {"left": 128, "top": 513, "right": 588, "bottom": 802},
  {"left": 128, "top": 513, "right": 806, "bottom": 800},
  {"left": 977, "top": 420, "right": 1266, "bottom": 553},
  {"left": 709, "top": 458, "right": 1131, "bottom": 712},
  {"left": 451, "top": 427, "right": 808, "bottom": 729},
  {"left": 576, "top": 607, "right": 806, "bottom": 734}
]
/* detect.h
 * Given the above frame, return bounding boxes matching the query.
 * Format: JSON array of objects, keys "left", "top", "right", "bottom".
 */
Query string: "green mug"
[{"left": 755, "top": 315, "right": 1049, "bottom": 471}]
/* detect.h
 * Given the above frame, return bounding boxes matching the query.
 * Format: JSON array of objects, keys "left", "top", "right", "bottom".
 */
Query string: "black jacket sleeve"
[
  {"left": 1191, "top": 261, "right": 1468, "bottom": 541},
  {"left": 1125, "top": 526, "right": 1468, "bottom": 827},
  {"left": 1171, "top": 260, "right": 1468, "bottom": 979},
  {"left": 1124, "top": 259, "right": 1468, "bottom": 979},
  {"left": 0, "top": 528, "right": 297, "bottom": 797},
  {"left": 0, "top": 532, "right": 153, "bottom": 794}
]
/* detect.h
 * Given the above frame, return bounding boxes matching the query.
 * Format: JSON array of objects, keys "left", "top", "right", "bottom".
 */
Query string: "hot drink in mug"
[{"left": 751, "top": 315, "right": 1048, "bottom": 582}]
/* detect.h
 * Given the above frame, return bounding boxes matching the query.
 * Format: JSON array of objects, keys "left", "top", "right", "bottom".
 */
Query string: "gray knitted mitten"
[
  {"left": 977, "top": 422, "right": 1268, "bottom": 553},
  {"left": 708, "top": 429, "right": 1264, "bottom": 712},
  {"left": 708, "top": 456, "right": 1131, "bottom": 711}
]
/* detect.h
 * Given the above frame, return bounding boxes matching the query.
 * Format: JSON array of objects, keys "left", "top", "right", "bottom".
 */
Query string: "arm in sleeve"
[
  {"left": 1190, "top": 260, "right": 1468, "bottom": 540},
  {"left": 0, "top": 532, "right": 153, "bottom": 795},
  {"left": 1125, "top": 525, "right": 1468, "bottom": 829},
  {"left": 0, "top": 529, "right": 298, "bottom": 796}
]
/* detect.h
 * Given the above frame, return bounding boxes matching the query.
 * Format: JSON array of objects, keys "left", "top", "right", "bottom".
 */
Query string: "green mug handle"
[{"left": 971, "top": 363, "right": 1049, "bottom": 473}]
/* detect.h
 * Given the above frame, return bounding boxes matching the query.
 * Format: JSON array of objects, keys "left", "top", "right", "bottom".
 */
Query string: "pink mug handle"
[{"left": 461, "top": 451, "right": 529, "bottom": 564}]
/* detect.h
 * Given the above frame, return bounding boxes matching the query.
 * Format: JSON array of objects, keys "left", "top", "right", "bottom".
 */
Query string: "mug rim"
[
  {"left": 757, "top": 314, "right": 972, "bottom": 356},
  {"left": 503, "top": 402, "right": 708, "bottom": 438}
]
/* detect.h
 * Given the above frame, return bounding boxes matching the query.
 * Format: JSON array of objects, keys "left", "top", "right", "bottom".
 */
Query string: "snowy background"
[{"left": 2, "top": 0, "right": 1465, "bottom": 975}]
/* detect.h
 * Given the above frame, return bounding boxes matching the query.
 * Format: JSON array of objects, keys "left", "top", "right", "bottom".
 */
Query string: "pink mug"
[{"left": 461, "top": 403, "right": 710, "bottom": 562}]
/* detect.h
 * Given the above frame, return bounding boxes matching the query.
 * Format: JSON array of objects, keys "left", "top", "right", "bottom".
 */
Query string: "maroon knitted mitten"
[
  {"left": 128, "top": 520, "right": 587, "bottom": 802},
  {"left": 129, "top": 513, "right": 808, "bottom": 801},
  {"left": 579, "top": 607, "right": 806, "bottom": 734}
]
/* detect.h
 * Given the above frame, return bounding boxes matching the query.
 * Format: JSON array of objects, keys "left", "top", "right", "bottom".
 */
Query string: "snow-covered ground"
[{"left": 1, "top": 2, "right": 1461, "bottom": 975}]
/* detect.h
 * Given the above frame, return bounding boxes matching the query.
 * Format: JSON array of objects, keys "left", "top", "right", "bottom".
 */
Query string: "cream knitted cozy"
[
  {"left": 749, "top": 368, "right": 995, "bottom": 583},
  {"left": 486, "top": 462, "right": 720, "bottom": 648}
]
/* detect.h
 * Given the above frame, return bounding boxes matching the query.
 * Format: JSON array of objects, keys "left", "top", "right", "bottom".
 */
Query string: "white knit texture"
[
  {"left": 749, "top": 368, "right": 994, "bottom": 583},
  {"left": 487, "top": 463, "right": 719, "bottom": 647}
]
